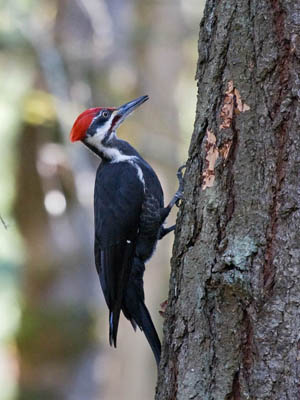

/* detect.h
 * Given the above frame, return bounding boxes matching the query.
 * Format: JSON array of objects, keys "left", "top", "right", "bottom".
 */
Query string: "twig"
[{"left": 0, "top": 215, "right": 8, "bottom": 230}]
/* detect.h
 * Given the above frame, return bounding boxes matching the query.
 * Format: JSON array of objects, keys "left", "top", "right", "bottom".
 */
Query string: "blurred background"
[{"left": 0, "top": 0, "right": 204, "bottom": 399}]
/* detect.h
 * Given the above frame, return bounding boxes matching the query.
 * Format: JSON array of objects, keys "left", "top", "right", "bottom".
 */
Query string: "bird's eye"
[{"left": 102, "top": 110, "right": 109, "bottom": 118}]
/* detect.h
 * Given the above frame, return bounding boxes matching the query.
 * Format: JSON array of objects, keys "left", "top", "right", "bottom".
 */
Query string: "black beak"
[{"left": 116, "top": 95, "right": 149, "bottom": 122}]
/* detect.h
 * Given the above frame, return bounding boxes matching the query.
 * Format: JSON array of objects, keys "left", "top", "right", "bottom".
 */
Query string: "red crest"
[{"left": 70, "top": 107, "right": 102, "bottom": 142}]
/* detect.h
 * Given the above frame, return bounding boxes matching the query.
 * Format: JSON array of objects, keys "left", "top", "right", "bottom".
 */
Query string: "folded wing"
[{"left": 94, "top": 161, "right": 144, "bottom": 347}]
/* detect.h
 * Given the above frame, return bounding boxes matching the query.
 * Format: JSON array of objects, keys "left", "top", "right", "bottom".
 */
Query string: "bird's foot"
[
  {"left": 165, "top": 164, "right": 186, "bottom": 211},
  {"left": 174, "top": 164, "right": 186, "bottom": 207},
  {"left": 158, "top": 225, "right": 175, "bottom": 240}
]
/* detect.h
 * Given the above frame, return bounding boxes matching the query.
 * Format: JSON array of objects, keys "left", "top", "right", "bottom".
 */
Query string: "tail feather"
[
  {"left": 108, "top": 242, "right": 135, "bottom": 348},
  {"left": 137, "top": 301, "right": 161, "bottom": 366},
  {"left": 122, "top": 289, "right": 161, "bottom": 365},
  {"left": 122, "top": 256, "right": 161, "bottom": 365},
  {"left": 109, "top": 310, "right": 121, "bottom": 347}
]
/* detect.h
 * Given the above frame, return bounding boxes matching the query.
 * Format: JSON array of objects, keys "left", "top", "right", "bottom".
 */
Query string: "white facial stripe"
[
  {"left": 106, "top": 149, "right": 136, "bottom": 162},
  {"left": 85, "top": 114, "right": 113, "bottom": 147},
  {"left": 86, "top": 135, "right": 136, "bottom": 162},
  {"left": 94, "top": 117, "right": 113, "bottom": 140},
  {"left": 85, "top": 111, "right": 138, "bottom": 162}
]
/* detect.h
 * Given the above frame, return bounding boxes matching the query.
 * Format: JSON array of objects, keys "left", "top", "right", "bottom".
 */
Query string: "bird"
[{"left": 70, "top": 95, "right": 184, "bottom": 366}]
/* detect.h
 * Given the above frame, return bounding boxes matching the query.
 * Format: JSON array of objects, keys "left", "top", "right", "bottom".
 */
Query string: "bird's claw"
[
  {"left": 175, "top": 164, "right": 186, "bottom": 207},
  {"left": 177, "top": 164, "right": 186, "bottom": 182},
  {"left": 175, "top": 193, "right": 183, "bottom": 207}
]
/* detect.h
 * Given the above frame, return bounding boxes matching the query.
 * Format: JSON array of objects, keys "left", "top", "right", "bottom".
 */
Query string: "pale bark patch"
[
  {"left": 235, "top": 88, "right": 250, "bottom": 113},
  {"left": 202, "top": 129, "right": 218, "bottom": 190},
  {"left": 219, "top": 141, "right": 232, "bottom": 160},
  {"left": 202, "top": 132, "right": 232, "bottom": 190},
  {"left": 220, "top": 80, "right": 250, "bottom": 130}
]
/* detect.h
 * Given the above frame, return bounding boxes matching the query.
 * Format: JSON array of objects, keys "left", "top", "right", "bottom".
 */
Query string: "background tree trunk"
[{"left": 156, "top": 1, "right": 300, "bottom": 399}]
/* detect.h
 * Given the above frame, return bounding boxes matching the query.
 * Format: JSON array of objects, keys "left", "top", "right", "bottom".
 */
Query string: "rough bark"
[{"left": 156, "top": 1, "right": 300, "bottom": 399}]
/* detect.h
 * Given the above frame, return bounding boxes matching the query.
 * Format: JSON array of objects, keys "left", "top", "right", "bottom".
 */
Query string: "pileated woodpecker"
[{"left": 70, "top": 95, "right": 184, "bottom": 366}]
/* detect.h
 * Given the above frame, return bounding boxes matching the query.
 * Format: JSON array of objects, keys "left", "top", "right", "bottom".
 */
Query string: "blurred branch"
[
  {"left": 0, "top": 215, "right": 8, "bottom": 230},
  {"left": 77, "top": 0, "right": 113, "bottom": 50},
  {"left": 14, "top": 4, "right": 96, "bottom": 193},
  {"left": 15, "top": 12, "right": 72, "bottom": 140},
  {"left": 14, "top": 5, "right": 95, "bottom": 254}
]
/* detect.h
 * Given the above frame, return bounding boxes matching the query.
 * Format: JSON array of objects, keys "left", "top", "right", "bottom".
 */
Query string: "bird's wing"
[{"left": 94, "top": 161, "right": 144, "bottom": 347}]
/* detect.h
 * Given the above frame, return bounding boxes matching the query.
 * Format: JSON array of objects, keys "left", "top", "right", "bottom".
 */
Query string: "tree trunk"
[{"left": 156, "top": 1, "right": 300, "bottom": 399}]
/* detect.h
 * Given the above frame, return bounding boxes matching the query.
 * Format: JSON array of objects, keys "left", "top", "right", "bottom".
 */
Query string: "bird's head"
[{"left": 70, "top": 95, "right": 149, "bottom": 149}]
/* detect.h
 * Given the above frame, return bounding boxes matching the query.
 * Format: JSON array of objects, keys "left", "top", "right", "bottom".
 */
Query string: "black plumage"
[{"left": 94, "top": 148, "right": 166, "bottom": 366}]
